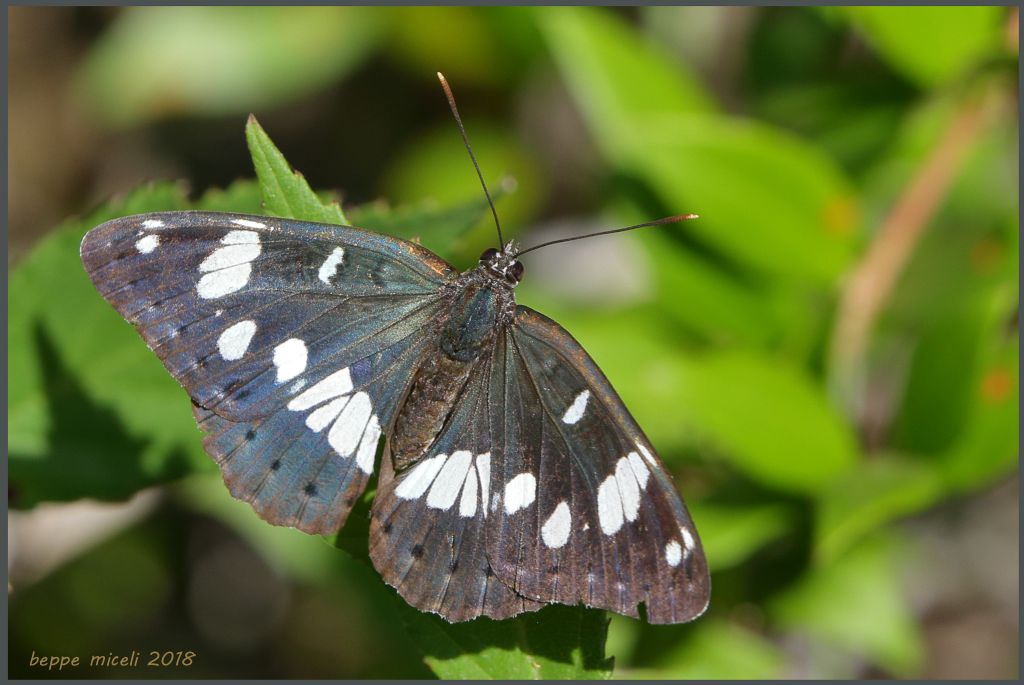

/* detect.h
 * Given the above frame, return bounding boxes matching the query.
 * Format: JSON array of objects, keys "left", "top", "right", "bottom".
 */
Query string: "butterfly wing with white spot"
[
  {"left": 81, "top": 211, "right": 457, "bottom": 533},
  {"left": 368, "top": 352, "right": 542, "bottom": 621},
  {"left": 81, "top": 211, "right": 456, "bottom": 421},
  {"left": 485, "top": 306, "right": 710, "bottom": 624}
]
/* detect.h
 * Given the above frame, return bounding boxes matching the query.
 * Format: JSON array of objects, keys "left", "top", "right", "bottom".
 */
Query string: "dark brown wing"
[{"left": 484, "top": 306, "right": 710, "bottom": 624}]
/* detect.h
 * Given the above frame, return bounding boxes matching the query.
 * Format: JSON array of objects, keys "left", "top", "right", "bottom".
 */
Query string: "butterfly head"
[{"left": 479, "top": 241, "right": 524, "bottom": 287}]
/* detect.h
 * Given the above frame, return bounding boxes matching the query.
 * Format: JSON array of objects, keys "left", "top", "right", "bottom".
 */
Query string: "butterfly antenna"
[
  {"left": 514, "top": 214, "right": 699, "bottom": 257},
  {"left": 437, "top": 72, "right": 504, "bottom": 247}
]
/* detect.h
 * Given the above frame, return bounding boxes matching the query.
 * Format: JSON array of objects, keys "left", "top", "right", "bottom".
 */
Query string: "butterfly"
[{"left": 79, "top": 75, "right": 710, "bottom": 624}]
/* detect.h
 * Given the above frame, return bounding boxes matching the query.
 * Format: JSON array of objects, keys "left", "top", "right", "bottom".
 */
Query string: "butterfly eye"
[
  {"left": 508, "top": 261, "right": 524, "bottom": 282},
  {"left": 479, "top": 247, "right": 500, "bottom": 263}
]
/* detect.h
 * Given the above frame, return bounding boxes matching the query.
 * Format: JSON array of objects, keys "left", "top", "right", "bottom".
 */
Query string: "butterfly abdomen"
[{"left": 391, "top": 276, "right": 512, "bottom": 470}]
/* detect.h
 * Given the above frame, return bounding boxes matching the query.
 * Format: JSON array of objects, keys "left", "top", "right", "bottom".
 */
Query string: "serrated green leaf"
[
  {"left": 8, "top": 184, "right": 210, "bottom": 508},
  {"left": 348, "top": 184, "right": 512, "bottom": 268},
  {"left": 401, "top": 604, "right": 612, "bottom": 679},
  {"left": 245, "top": 115, "right": 348, "bottom": 224}
]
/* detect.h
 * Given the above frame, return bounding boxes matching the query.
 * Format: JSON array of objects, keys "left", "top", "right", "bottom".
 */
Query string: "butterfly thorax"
[{"left": 391, "top": 256, "right": 518, "bottom": 471}]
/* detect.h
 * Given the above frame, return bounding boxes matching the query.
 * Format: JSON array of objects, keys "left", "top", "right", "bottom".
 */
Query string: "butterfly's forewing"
[
  {"left": 81, "top": 211, "right": 457, "bottom": 533},
  {"left": 368, "top": 354, "right": 541, "bottom": 620},
  {"left": 486, "top": 306, "right": 710, "bottom": 623}
]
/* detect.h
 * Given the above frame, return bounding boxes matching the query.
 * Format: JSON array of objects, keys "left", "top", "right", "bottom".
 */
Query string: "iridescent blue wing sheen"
[
  {"left": 484, "top": 306, "right": 710, "bottom": 623},
  {"left": 81, "top": 211, "right": 456, "bottom": 533}
]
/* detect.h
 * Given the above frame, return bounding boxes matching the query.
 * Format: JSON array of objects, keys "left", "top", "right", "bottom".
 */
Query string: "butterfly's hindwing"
[
  {"left": 81, "top": 211, "right": 457, "bottom": 534},
  {"left": 484, "top": 306, "right": 710, "bottom": 623},
  {"left": 368, "top": 356, "right": 541, "bottom": 621}
]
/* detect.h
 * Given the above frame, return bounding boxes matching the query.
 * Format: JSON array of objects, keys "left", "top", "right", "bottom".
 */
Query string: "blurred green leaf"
[
  {"left": 938, "top": 289, "right": 1018, "bottom": 493},
  {"left": 679, "top": 351, "right": 859, "bottom": 493},
  {"left": 194, "top": 179, "right": 264, "bottom": 214},
  {"left": 401, "top": 605, "right": 612, "bottom": 679},
  {"left": 537, "top": 6, "right": 713, "bottom": 158},
  {"left": 245, "top": 115, "right": 348, "bottom": 224},
  {"left": 815, "top": 455, "right": 943, "bottom": 564},
  {"left": 689, "top": 501, "right": 793, "bottom": 572},
  {"left": 623, "top": 619, "right": 784, "bottom": 679},
  {"left": 540, "top": 8, "right": 858, "bottom": 285},
  {"left": 77, "top": 7, "right": 381, "bottom": 126},
  {"left": 634, "top": 116, "right": 858, "bottom": 285},
  {"left": 8, "top": 184, "right": 212, "bottom": 508},
  {"left": 771, "top": 534, "right": 924, "bottom": 677},
  {"left": 837, "top": 7, "right": 1005, "bottom": 88},
  {"left": 383, "top": 122, "right": 544, "bottom": 242},
  {"left": 348, "top": 183, "right": 513, "bottom": 268}
]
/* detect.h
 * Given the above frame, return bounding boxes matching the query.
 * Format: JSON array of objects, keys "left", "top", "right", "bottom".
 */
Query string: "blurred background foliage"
[{"left": 7, "top": 5, "right": 1019, "bottom": 679}]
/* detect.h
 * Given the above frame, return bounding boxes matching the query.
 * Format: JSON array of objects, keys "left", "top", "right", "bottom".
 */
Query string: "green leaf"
[
  {"left": 678, "top": 351, "right": 859, "bottom": 493},
  {"left": 8, "top": 184, "right": 211, "bottom": 508},
  {"left": 76, "top": 7, "right": 382, "bottom": 126},
  {"left": 245, "top": 115, "right": 348, "bottom": 224},
  {"left": 688, "top": 501, "right": 793, "bottom": 572},
  {"left": 194, "top": 179, "right": 264, "bottom": 214},
  {"left": 536, "top": 6, "right": 713, "bottom": 160},
  {"left": 770, "top": 534, "right": 925, "bottom": 677},
  {"left": 383, "top": 122, "right": 543, "bottom": 240},
  {"left": 348, "top": 183, "right": 513, "bottom": 267},
  {"left": 814, "top": 455, "right": 943, "bottom": 564},
  {"left": 539, "top": 8, "right": 858, "bottom": 285},
  {"left": 836, "top": 7, "right": 1005, "bottom": 88},
  {"left": 401, "top": 604, "right": 612, "bottom": 679},
  {"left": 623, "top": 620, "right": 784, "bottom": 679},
  {"left": 631, "top": 116, "right": 858, "bottom": 285}
]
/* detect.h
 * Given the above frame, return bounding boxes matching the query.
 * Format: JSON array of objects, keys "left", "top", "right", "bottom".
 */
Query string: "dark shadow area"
[{"left": 9, "top": 321, "right": 193, "bottom": 509}]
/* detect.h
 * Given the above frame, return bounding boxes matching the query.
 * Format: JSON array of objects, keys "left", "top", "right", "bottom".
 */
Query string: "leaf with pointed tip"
[{"left": 245, "top": 114, "right": 348, "bottom": 224}]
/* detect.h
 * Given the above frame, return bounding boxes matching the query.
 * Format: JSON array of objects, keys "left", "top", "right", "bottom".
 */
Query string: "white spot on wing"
[
  {"left": 427, "top": 451, "right": 473, "bottom": 511},
  {"left": 615, "top": 457, "right": 641, "bottom": 522},
  {"left": 318, "top": 247, "right": 345, "bottom": 284},
  {"left": 142, "top": 219, "right": 164, "bottom": 229},
  {"left": 476, "top": 453, "right": 491, "bottom": 516},
  {"left": 396, "top": 454, "right": 447, "bottom": 500},
  {"left": 197, "top": 263, "right": 253, "bottom": 299},
  {"left": 135, "top": 234, "right": 159, "bottom": 253},
  {"left": 626, "top": 451, "right": 650, "bottom": 489},
  {"left": 273, "top": 338, "right": 308, "bottom": 382},
  {"left": 561, "top": 389, "right": 590, "bottom": 424},
  {"left": 459, "top": 463, "right": 478, "bottom": 517},
  {"left": 503, "top": 473, "right": 536, "bottom": 514},
  {"left": 328, "top": 391, "right": 372, "bottom": 456},
  {"left": 199, "top": 243, "right": 261, "bottom": 272},
  {"left": 231, "top": 218, "right": 266, "bottom": 229},
  {"left": 637, "top": 442, "right": 657, "bottom": 467},
  {"left": 217, "top": 320, "right": 257, "bottom": 360},
  {"left": 681, "top": 527, "right": 695, "bottom": 551},
  {"left": 355, "top": 415, "right": 380, "bottom": 474},
  {"left": 597, "top": 475, "right": 624, "bottom": 535},
  {"left": 665, "top": 540, "right": 683, "bottom": 567},
  {"left": 541, "top": 501, "right": 572, "bottom": 549},
  {"left": 288, "top": 368, "right": 352, "bottom": 411},
  {"left": 305, "top": 396, "right": 348, "bottom": 432}
]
